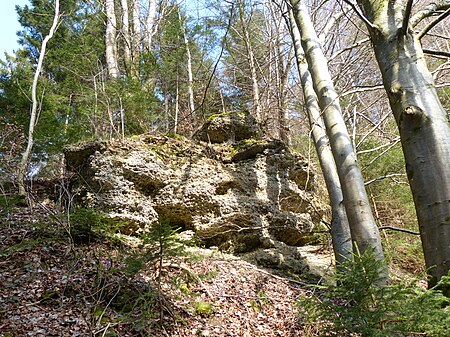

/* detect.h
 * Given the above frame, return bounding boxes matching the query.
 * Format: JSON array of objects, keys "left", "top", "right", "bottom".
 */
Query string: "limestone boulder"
[
  {"left": 64, "top": 120, "right": 327, "bottom": 275},
  {"left": 193, "top": 112, "right": 262, "bottom": 143},
  {"left": 65, "top": 136, "right": 320, "bottom": 252}
]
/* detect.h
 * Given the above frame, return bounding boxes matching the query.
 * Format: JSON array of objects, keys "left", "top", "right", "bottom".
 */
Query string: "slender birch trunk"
[
  {"left": 288, "top": 7, "right": 353, "bottom": 266},
  {"left": 17, "top": 0, "right": 60, "bottom": 196},
  {"left": 105, "top": 0, "right": 119, "bottom": 78},
  {"left": 289, "top": 0, "right": 387, "bottom": 282},
  {"left": 357, "top": 0, "right": 450, "bottom": 286}
]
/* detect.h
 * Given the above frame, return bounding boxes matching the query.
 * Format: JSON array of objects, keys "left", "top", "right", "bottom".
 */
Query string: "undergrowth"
[{"left": 299, "top": 250, "right": 450, "bottom": 336}]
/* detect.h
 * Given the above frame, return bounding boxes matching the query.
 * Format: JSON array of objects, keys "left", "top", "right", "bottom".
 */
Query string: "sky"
[{"left": 0, "top": 0, "right": 30, "bottom": 60}]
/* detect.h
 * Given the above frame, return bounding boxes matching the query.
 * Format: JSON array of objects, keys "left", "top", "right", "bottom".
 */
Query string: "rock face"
[
  {"left": 65, "top": 113, "right": 326, "bottom": 276},
  {"left": 193, "top": 112, "right": 262, "bottom": 143}
]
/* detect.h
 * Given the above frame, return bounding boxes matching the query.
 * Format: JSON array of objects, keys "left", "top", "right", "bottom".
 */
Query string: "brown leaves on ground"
[{"left": 0, "top": 205, "right": 318, "bottom": 337}]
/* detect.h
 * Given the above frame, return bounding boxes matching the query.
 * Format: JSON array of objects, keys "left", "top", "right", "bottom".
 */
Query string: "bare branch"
[
  {"left": 418, "top": 7, "right": 450, "bottom": 39},
  {"left": 342, "top": 0, "right": 375, "bottom": 29},
  {"left": 401, "top": 0, "right": 414, "bottom": 35},
  {"left": 378, "top": 226, "right": 420, "bottom": 235},
  {"left": 340, "top": 84, "right": 384, "bottom": 97},
  {"left": 365, "top": 173, "right": 406, "bottom": 186},
  {"left": 328, "top": 37, "right": 370, "bottom": 62},
  {"left": 362, "top": 138, "right": 402, "bottom": 169},
  {"left": 319, "top": 9, "right": 347, "bottom": 43},
  {"left": 410, "top": 0, "right": 450, "bottom": 28},
  {"left": 423, "top": 48, "right": 450, "bottom": 58},
  {"left": 356, "top": 112, "right": 391, "bottom": 149}
]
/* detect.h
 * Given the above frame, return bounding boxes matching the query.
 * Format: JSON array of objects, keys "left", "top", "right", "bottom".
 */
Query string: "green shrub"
[
  {"left": 0, "top": 194, "right": 26, "bottom": 215},
  {"left": 299, "top": 250, "right": 450, "bottom": 336},
  {"left": 69, "top": 207, "right": 104, "bottom": 243}
]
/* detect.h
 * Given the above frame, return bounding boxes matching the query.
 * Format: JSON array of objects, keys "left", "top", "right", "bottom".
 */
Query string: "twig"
[
  {"left": 365, "top": 173, "right": 406, "bottom": 186},
  {"left": 378, "top": 226, "right": 420, "bottom": 235},
  {"left": 410, "top": 1, "right": 450, "bottom": 28},
  {"left": 418, "top": 7, "right": 450, "bottom": 39},
  {"left": 101, "top": 322, "right": 111, "bottom": 337},
  {"left": 196, "top": 3, "right": 234, "bottom": 122}
]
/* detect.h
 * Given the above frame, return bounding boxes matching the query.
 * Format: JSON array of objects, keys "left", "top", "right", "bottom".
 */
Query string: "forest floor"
[{"left": 0, "top": 198, "right": 334, "bottom": 337}]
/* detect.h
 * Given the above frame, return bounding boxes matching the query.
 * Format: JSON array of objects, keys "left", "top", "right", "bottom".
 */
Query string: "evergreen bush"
[{"left": 299, "top": 249, "right": 450, "bottom": 336}]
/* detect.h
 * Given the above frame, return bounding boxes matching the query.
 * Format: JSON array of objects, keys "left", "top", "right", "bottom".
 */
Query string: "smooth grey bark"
[
  {"left": 357, "top": 0, "right": 450, "bottom": 285},
  {"left": 17, "top": 0, "right": 60, "bottom": 196},
  {"left": 105, "top": 0, "right": 119, "bottom": 78},
  {"left": 287, "top": 7, "right": 353, "bottom": 266},
  {"left": 289, "top": 0, "right": 387, "bottom": 282},
  {"left": 131, "top": 0, "right": 142, "bottom": 61},
  {"left": 120, "top": 0, "right": 132, "bottom": 64},
  {"left": 237, "top": 0, "right": 262, "bottom": 122},
  {"left": 179, "top": 12, "right": 195, "bottom": 119},
  {"left": 145, "top": 0, "right": 157, "bottom": 50}
]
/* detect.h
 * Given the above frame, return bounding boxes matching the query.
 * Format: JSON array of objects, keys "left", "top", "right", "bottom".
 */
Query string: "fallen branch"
[{"left": 378, "top": 226, "right": 420, "bottom": 235}]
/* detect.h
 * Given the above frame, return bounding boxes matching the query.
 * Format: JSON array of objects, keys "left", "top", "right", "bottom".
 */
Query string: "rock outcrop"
[{"left": 65, "top": 113, "right": 327, "bottom": 276}]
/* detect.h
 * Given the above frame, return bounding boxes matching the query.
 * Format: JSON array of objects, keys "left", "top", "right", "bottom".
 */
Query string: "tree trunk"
[
  {"left": 131, "top": 0, "right": 142, "bottom": 61},
  {"left": 17, "top": 0, "right": 60, "bottom": 196},
  {"left": 357, "top": 0, "right": 450, "bottom": 286},
  {"left": 120, "top": 0, "right": 132, "bottom": 65},
  {"left": 179, "top": 12, "right": 195, "bottom": 119},
  {"left": 105, "top": 0, "right": 119, "bottom": 78},
  {"left": 287, "top": 7, "right": 353, "bottom": 266},
  {"left": 174, "top": 71, "right": 179, "bottom": 134},
  {"left": 290, "top": 0, "right": 387, "bottom": 282},
  {"left": 237, "top": 0, "right": 262, "bottom": 123},
  {"left": 145, "top": 0, "right": 157, "bottom": 51},
  {"left": 277, "top": 43, "right": 292, "bottom": 145}
]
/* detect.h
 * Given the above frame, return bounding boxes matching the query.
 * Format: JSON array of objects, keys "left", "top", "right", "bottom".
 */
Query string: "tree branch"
[
  {"left": 342, "top": 0, "right": 376, "bottom": 29},
  {"left": 340, "top": 83, "right": 384, "bottom": 97},
  {"left": 319, "top": 9, "right": 347, "bottom": 43},
  {"left": 378, "top": 226, "right": 420, "bottom": 235},
  {"left": 328, "top": 37, "right": 370, "bottom": 62},
  {"left": 364, "top": 173, "right": 406, "bottom": 186},
  {"left": 418, "top": 7, "right": 450, "bottom": 39},
  {"left": 423, "top": 48, "right": 450, "bottom": 58},
  {"left": 401, "top": 0, "right": 414, "bottom": 35},
  {"left": 197, "top": 3, "right": 234, "bottom": 120},
  {"left": 410, "top": 0, "right": 450, "bottom": 28}
]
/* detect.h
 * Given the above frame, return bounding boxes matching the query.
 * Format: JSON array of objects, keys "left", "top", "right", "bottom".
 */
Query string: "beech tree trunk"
[
  {"left": 237, "top": 0, "right": 262, "bottom": 123},
  {"left": 17, "top": 0, "right": 60, "bottom": 196},
  {"left": 145, "top": 0, "right": 157, "bottom": 51},
  {"left": 179, "top": 12, "right": 195, "bottom": 119},
  {"left": 357, "top": 0, "right": 450, "bottom": 285},
  {"left": 105, "top": 0, "right": 119, "bottom": 78},
  {"left": 131, "top": 0, "right": 142, "bottom": 61},
  {"left": 287, "top": 7, "right": 353, "bottom": 266},
  {"left": 120, "top": 0, "right": 132, "bottom": 64},
  {"left": 289, "top": 0, "right": 387, "bottom": 282}
]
